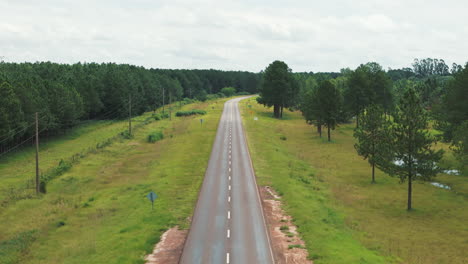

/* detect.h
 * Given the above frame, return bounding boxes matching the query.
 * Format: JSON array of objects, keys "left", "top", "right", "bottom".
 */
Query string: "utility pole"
[
  {"left": 35, "top": 112, "right": 40, "bottom": 195},
  {"left": 128, "top": 95, "right": 132, "bottom": 136},
  {"left": 162, "top": 88, "right": 165, "bottom": 115},
  {"left": 169, "top": 91, "right": 172, "bottom": 121}
]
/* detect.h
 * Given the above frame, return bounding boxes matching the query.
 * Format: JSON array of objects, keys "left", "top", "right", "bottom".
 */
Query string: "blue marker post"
[{"left": 147, "top": 191, "right": 158, "bottom": 210}]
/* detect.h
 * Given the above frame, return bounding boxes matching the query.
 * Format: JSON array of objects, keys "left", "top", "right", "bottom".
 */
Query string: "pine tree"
[
  {"left": 318, "top": 80, "right": 341, "bottom": 141},
  {"left": 383, "top": 87, "right": 444, "bottom": 210},
  {"left": 354, "top": 104, "right": 392, "bottom": 183}
]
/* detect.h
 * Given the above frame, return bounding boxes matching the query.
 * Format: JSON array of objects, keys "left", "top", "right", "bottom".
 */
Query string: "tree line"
[
  {"left": 256, "top": 58, "right": 468, "bottom": 210},
  {"left": 0, "top": 61, "right": 260, "bottom": 153}
]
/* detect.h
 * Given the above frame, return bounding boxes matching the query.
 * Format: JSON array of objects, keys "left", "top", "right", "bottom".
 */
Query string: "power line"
[
  {"left": 0, "top": 127, "right": 47, "bottom": 158},
  {"left": 0, "top": 114, "right": 49, "bottom": 143}
]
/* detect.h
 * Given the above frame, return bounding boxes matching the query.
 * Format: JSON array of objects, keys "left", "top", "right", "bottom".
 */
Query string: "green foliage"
[
  {"left": 288, "top": 244, "right": 306, "bottom": 249},
  {"left": 39, "top": 159, "right": 73, "bottom": 193},
  {"left": 435, "top": 63, "right": 468, "bottom": 140},
  {"left": 175, "top": 110, "right": 207, "bottom": 117},
  {"left": 257, "top": 60, "right": 299, "bottom": 118},
  {"left": 0, "top": 62, "right": 260, "bottom": 151},
  {"left": 451, "top": 120, "right": 468, "bottom": 173},
  {"left": 152, "top": 113, "right": 170, "bottom": 121},
  {"left": 318, "top": 80, "right": 342, "bottom": 141},
  {"left": 344, "top": 63, "right": 393, "bottom": 125},
  {"left": 0, "top": 230, "right": 37, "bottom": 264},
  {"left": 354, "top": 104, "right": 393, "bottom": 182},
  {"left": 302, "top": 80, "right": 342, "bottom": 141},
  {"left": 236, "top": 91, "right": 250, "bottom": 96},
  {"left": 0, "top": 82, "right": 25, "bottom": 141},
  {"left": 147, "top": 131, "right": 164, "bottom": 143},
  {"left": 244, "top": 97, "right": 468, "bottom": 263},
  {"left": 120, "top": 130, "right": 133, "bottom": 139},
  {"left": 220, "top": 87, "right": 237, "bottom": 97},
  {"left": 382, "top": 87, "right": 444, "bottom": 210},
  {"left": 0, "top": 98, "right": 227, "bottom": 264}
]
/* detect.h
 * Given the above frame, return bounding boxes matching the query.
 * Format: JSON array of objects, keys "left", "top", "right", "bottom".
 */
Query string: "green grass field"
[
  {"left": 241, "top": 97, "right": 468, "bottom": 264},
  {"left": 0, "top": 98, "right": 227, "bottom": 264}
]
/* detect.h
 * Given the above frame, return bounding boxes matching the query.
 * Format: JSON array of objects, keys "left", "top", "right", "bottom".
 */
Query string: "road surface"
[{"left": 180, "top": 97, "right": 274, "bottom": 264}]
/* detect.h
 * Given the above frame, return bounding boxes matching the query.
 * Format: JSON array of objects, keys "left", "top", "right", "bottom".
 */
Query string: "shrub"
[
  {"left": 236, "top": 91, "right": 250, "bottom": 96},
  {"left": 152, "top": 114, "right": 161, "bottom": 120},
  {"left": 182, "top": 98, "right": 196, "bottom": 105},
  {"left": 288, "top": 244, "right": 305, "bottom": 249},
  {"left": 120, "top": 130, "right": 133, "bottom": 139},
  {"left": 175, "top": 110, "right": 206, "bottom": 117},
  {"left": 147, "top": 131, "right": 164, "bottom": 143},
  {"left": 221, "top": 87, "right": 237, "bottom": 97},
  {"left": 206, "top": 94, "right": 220, "bottom": 100},
  {"left": 280, "top": 135, "right": 287, "bottom": 140}
]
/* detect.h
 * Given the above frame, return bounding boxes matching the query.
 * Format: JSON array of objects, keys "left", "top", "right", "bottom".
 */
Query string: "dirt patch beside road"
[
  {"left": 145, "top": 226, "right": 187, "bottom": 264},
  {"left": 261, "top": 186, "right": 313, "bottom": 264}
]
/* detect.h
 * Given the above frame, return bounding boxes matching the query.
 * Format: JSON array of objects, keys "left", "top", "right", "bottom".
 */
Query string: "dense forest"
[{"left": 0, "top": 62, "right": 259, "bottom": 154}]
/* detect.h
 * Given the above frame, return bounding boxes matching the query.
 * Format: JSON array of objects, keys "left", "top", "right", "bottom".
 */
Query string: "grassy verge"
[
  {"left": 0, "top": 98, "right": 227, "bottom": 264},
  {"left": 241, "top": 97, "right": 467, "bottom": 264}
]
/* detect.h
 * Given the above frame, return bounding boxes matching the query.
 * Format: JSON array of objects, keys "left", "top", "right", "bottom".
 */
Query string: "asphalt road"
[{"left": 180, "top": 97, "right": 274, "bottom": 264}]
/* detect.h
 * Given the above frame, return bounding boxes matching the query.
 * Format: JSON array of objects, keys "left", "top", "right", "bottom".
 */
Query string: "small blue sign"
[
  {"left": 147, "top": 191, "right": 157, "bottom": 210},
  {"left": 147, "top": 191, "right": 158, "bottom": 202}
]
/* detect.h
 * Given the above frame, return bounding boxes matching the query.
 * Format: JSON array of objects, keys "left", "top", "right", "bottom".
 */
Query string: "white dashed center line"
[
  {"left": 228, "top": 211, "right": 231, "bottom": 219},
  {"left": 227, "top": 229, "right": 230, "bottom": 238},
  {"left": 226, "top": 253, "right": 230, "bottom": 264}
]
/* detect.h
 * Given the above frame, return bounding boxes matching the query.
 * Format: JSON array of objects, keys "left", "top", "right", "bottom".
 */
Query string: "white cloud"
[{"left": 0, "top": 0, "right": 466, "bottom": 72}]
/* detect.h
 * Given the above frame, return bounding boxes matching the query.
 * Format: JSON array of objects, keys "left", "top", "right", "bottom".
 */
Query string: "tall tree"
[
  {"left": 317, "top": 80, "right": 342, "bottom": 141},
  {"left": 344, "top": 65, "right": 374, "bottom": 127},
  {"left": 354, "top": 104, "right": 392, "bottom": 183},
  {"left": 382, "top": 87, "right": 444, "bottom": 210},
  {"left": 301, "top": 86, "right": 323, "bottom": 137},
  {"left": 436, "top": 63, "right": 468, "bottom": 140},
  {"left": 257, "top": 60, "right": 298, "bottom": 118}
]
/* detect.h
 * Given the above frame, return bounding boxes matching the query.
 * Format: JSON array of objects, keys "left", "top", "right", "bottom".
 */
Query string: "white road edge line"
[{"left": 235, "top": 97, "right": 276, "bottom": 263}]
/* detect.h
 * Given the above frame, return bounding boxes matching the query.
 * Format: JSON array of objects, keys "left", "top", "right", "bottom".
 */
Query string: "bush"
[
  {"left": 152, "top": 114, "right": 161, "bottom": 120},
  {"left": 221, "top": 87, "right": 237, "bottom": 97},
  {"left": 206, "top": 94, "right": 220, "bottom": 100},
  {"left": 147, "top": 131, "right": 164, "bottom": 143},
  {"left": 175, "top": 110, "right": 206, "bottom": 117},
  {"left": 182, "top": 98, "right": 196, "bottom": 105},
  {"left": 280, "top": 135, "right": 287, "bottom": 140},
  {"left": 236, "top": 91, "right": 250, "bottom": 96},
  {"left": 120, "top": 130, "right": 133, "bottom": 139}
]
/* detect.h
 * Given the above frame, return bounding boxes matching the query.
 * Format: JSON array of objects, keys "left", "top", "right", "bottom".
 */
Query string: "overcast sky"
[{"left": 1, "top": 0, "right": 467, "bottom": 72}]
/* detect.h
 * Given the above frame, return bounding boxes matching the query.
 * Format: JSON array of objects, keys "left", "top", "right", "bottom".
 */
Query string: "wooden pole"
[
  {"left": 162, "top": 88, "right": 165, "bottom": 115},
  {"left": 128, "top": 95, "right": 132, "bottom": 136},
  {"left": 35, "top": 112, "right": 40, "bottom": 195},
  {"left": 169, "top": 92, "right": 172, "bottom": 121}
]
